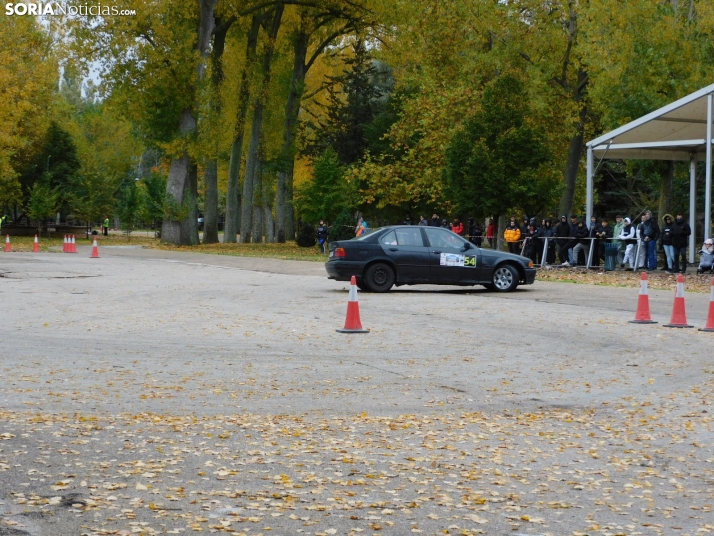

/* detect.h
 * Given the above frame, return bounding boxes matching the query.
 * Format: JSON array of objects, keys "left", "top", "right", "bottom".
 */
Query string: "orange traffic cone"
[
  {"left": 4, "top": 235, "right": 11, "bottom": 252},
  {"left": 336, "top": 276, "right": 369, "bottom": 333},
  {"left": 664, "top": 274, "right": 693, "bottom": 328},
  {"left": 63, "top": 235, "right": 68, "bottom": 253},
  {"left": 629, "top": 272, "right": 657, "bottom": 324},
  {"left": 32, "top": 234, "right": 40, "bottom": 252},
  {"left": 90, "top": 237, "right": 100, "bottom": 258},
  {"left": 700, "top": 279, "right": 714, "bottom": 332},
  {"left": 70, "top": 235, "right": 77, "bottom": 253}
]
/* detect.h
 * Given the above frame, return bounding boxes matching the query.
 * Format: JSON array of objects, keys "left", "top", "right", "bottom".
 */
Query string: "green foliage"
[
  {"left": 304, "top": 40, "right": 387, "bottom": 166},
  {"left": 295, "top": 147, "right": 356, "bottom": 223},
  {"left": 116, "top": 181, "right": 141, "bottom": 235},
  {"left": 443, "top": 74, "right": 561, "bottom": 218},
  {"left": 139, "top": 172, "right": 167, "bottom": 226},
  {"left": 26, "top": 178, "right": 60, "bottom": 226},
  {"left": 296, "top": 223, "right": 317, "bottom": 247},
  {"left": 68, "top": 172, "right": 117, "bottom": 226},
  {"left": 330, "top": 208, "right": 358, "bottom": 242}
]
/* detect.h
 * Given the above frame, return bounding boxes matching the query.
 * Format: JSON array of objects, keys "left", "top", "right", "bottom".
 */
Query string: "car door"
[
  {"left": 423, "top": 227, "right": 482, "bottom": 283},
  {"left": 379, "top": 227, "right": 430, "bottom": 282}
]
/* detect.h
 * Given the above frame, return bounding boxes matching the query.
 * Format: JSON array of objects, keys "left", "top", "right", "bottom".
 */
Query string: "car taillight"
[{"left": 335, "top": 247, "right": 346, "bottom": 258}]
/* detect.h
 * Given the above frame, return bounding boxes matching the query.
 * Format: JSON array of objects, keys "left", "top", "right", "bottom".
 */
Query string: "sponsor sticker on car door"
[{"left": 440, "top": 253, "right": 476, "bottom": 267}]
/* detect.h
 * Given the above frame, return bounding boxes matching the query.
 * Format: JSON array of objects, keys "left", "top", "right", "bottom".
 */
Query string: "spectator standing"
[
  {"left": 469, "top": 219, "right": 483, "bottom": 247},
  {"left": 660, "top": 214, "right": 675, "bottom": 272},
  {"left": 568, "top": 215, "right": 579, "bottom": 263},
  {"left": 316, "top": 220, "right": 329, "bottom": 253},
  {"left": 430, "top": 214, "right": 440, "bottom": 226},
  {"left": 612, "top": 215, "right": 625, "bottom": 265},
  {"left": 451, "top": 218, "right": 464, "bottom": 236},
  {"left": 571, "top": 220, "right": 590, "bottom": 266},
  {"left": 542, "top": 218, "right": 556, "bottom": 264},
  {"left": 671, "top": 214, "right": 691, "bottom": 273},
  {"left": 588, "top": 216, "right": 599, "bottom": 266},
  {"left": 555, "top": 215, "right": 571, "bottom": 264},
  {"left": 504, "top": 217, "right": 521, "bottom": 254},
  {"left": 618, "top": 217, "right": 637, "bottom": 269},
  {"left": 642, "top": 210, "right": 660, "bottom": 270},
  {"left": 698, "top": 239, "right": 714, "bottom": 273},
  {"left": 486, "top": 218, "right": 495, "bottom": 249},
  {"left": 103, "top": 215, "right": 110, "bottom": 236},
  {"left": 595, "top": 218, "right": 613, "bottom": 266},
  {"left": 418, "top": 215, "right": 428, "bottom": 226},
  {"left": 524, "top": 222, "right": 542, "bottom": 264},
  {"left": 403, "top": 215, "right": 412, "bottom": 225}
]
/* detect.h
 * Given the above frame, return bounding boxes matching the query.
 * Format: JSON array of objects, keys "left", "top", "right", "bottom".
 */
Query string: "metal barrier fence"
[{"left": 519, "top": 236, "right": 648, "bottom": 271}]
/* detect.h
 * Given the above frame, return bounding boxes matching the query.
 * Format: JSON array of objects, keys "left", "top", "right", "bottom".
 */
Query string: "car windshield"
[{"left": 353, "top": 228, "right": 382, "bottom": 240}]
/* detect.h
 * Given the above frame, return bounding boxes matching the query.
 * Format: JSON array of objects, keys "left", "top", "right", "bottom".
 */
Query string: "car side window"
[
  {"left": 424, "top": 227, "right": 465, "bottom": 249},
  {"left": 380, "top": 231, "right": 398, "bottom": 245},
  {"left": 395, "top": 228, "right": 424, "bottom": 247}
]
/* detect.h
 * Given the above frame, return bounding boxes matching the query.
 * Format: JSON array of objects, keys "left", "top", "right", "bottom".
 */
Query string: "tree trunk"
[
  {"left": 276, "top": 30, "right": 308, "bottom": 243},
  {"left": 202, "top": 16, "right": 233, "bottom": 245},
  {"left": 658, "top": 160, "right": 674, "bottom": 219},
  {"left": 203, "top": 160, "right": 219, "bottom": 243},
  {"left": 162, "top": 110, "right": 196, "bottom": 244},
  {"left": 559, "top": 101, "right": 587, "bottom": 218},
  {"left": 286, "top": 175, "right": 295, "bottom": 240},
  {"left": 240, "top": 6, "right": 284, "bottom": 243},
  {"left": 496, "top": 214, "right": 505, "bottom": 251},
  {"left": 251, "top": 153, "right": 264, "bottom": 243},
  {"left": 162, "top": 0, "right": 216, "bottom": 245},
  {"left": 225, "top": 15, "right": 260, "bottom": 243}
]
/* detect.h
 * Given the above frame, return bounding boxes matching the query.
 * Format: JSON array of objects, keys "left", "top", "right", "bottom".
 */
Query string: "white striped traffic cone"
[
  {"left": 664, "top": 274, "right": 693, "bottom": 328},
  {"left": 336, "top": 276, "right": 369, "bottom": 333},
  {"left": 90, "top": 237, "right": 100, "bottom": 258},
  {"left": 629, "top": 272, "right": 656, "bottom": 324},
  {"left": 699, "top": 279, "right": 714, "bottom": 332},
  {"left": 32, "top": 234, "right": 40, "bottom": 252},
  {"left": 4, "top": 235, "right": 11, "bottom": 253},
  {"left": 63, "top": 235, "right": 68, "bottom": 253},
  {"left": 70, "top": 235, "right": 77, "bottom": 253}
]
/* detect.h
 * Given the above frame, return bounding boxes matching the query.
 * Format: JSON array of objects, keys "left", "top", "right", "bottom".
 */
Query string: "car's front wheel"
[
  {"left": 356, "top": 280, "right": 370, "bottom": 292},
  {"left": 364, "top": 263, "right": 395, "bottom": 293},
  {"left": 491, "top": 264, "right": 519, "bottom": 292}
]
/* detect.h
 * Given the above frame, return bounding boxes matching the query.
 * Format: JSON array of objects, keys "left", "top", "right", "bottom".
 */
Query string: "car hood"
[{"left": 479, "top": 248, "right": 531, "bottom": 265}]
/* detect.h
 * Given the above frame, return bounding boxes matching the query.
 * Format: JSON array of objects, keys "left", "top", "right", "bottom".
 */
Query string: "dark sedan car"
[{"left": 326, "top": 225, "right": 536, "bottom": 292}]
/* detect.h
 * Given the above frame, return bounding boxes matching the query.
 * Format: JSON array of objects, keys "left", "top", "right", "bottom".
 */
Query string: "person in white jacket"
[{"left": 618, "top": 217, "right": 637, "bottom": 269}]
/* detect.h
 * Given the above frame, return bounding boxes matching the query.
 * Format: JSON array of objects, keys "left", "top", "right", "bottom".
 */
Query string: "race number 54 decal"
[{"left": 464, "top": 255, "right": 477, "bottom": 267}]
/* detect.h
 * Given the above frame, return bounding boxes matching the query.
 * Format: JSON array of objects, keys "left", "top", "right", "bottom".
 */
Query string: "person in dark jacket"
[
  {"left": 316, "top": 220, "right": 329, "bottom": 253},
  {"left": 468, "top": 218, "right": 483, "bottom": 246},
  {"left": 594, "top": 218, "right": 613, "bottom": 267},
  {"left": 642, "top": 210, "right": 660, "bottom": 270},
  {"left": 430, "top": 214, "right": 440, "bottom": 226},
  {"left": 588, "top": 216, "right": 599, "bottom": 266},
  {"left": 523, "top": 223, "right": 542, "bottom": 263},
  {"left": 660, "top": 214, "right": 675, "bottom": 272},
  {"left": 671, "top": 213, "right": 692, "bottom": 273},
  {"left": 441, "top": 219, "right": 451, "bottom": 229},
  {"left": 418, "top": 215, "right": 428, "bottom": 226},
  {"left": 571, "top": 220, "right": 590, "bottom": 266},
  {"left": 541, "top": 219, "right": 556, "bottom": 264},
  {"left": 555, "top": 215, "right": 571, "bottom": 264},
  {"left": 403, "top": 215, "right": 412, "bottom": 225}
]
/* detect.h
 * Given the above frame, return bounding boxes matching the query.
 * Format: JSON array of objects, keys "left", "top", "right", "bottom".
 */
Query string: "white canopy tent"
[{"left": 586, "top": 83, "right": 714, "bottom": 264}]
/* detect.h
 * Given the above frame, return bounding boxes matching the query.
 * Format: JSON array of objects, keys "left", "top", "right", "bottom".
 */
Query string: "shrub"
[{"left": 296, "top": 223, "right": 316, "bottom": 247}]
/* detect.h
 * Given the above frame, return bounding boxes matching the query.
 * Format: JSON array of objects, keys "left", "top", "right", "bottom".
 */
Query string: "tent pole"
[
  {"left": 689, "top": 156, "right": 696, "bottom": 265},
  {"left": 586, "top": 146, "right": 593, "bottom": 223},
  {"left": 706, "top": 95, "right": 713, "bottom": 241}
]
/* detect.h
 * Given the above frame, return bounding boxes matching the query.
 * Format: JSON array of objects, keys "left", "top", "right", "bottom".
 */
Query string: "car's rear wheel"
[
  {"left": 491, "top": 264, "right": 519, "bottom": 292},
  {"left": 364, "top": 263, "right": 395, "bottom": 293}
]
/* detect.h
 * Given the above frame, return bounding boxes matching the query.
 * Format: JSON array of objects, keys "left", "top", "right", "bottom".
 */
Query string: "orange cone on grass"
[
  {"left": 4, "top": 235, "right": 11, "bottom": 252},
  {"left": 63, "top": 235, "right": 68, "bottom": 252},
  {"left": 629, "top": 272, "right": 657, "bottom": 324},
  {"left": 700, "top": 279, "right": 714, "bottom": 332},
  {"left": 90, "top": 237, "right": 100, "bottom": 258},
  {"left": 664, "top": 274, "right": 693, "bottom": 328},
  {"left": 70, "top": 235, "right": 77, "bottom": 253},
  {"left": 32, "top": 234, "right": 40, "bottom": 252},
  {"left": 336, "top": 276, "right": 369, "bottom": 333}
]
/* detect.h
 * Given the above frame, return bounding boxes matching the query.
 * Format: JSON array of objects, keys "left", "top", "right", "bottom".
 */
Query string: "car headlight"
[{"left": 528, "top": 261, "right": 534, "bottom": 268}]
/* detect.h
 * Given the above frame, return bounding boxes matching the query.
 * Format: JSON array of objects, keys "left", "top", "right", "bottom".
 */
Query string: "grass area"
[
  {"left": 151, "top": 241, "right": 327, "bottom": 262},
  {"left": 537, "top": 266, "right": 712, "bottom": 293},
  {"left": 0, "top": 233, "right": 158, "bottom": 252}
]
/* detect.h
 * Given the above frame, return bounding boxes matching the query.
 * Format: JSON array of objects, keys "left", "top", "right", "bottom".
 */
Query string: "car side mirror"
[{"left": 461, "top": 242, "right": 471, "bottom": 251}]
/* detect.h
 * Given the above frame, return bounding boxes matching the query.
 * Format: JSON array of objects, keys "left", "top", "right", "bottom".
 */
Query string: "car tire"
[
  {"left": 491, "top": 264, "right": 519, "bottom": 292},
  {"left": 356, "top": 280, "right": 370, "bottom": 292},
  {"left": 364, "top": 263, "right": 395, "bottom": 293},
  {"left": 481, "top": 283, "right": 495, "bottom": 290}
]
